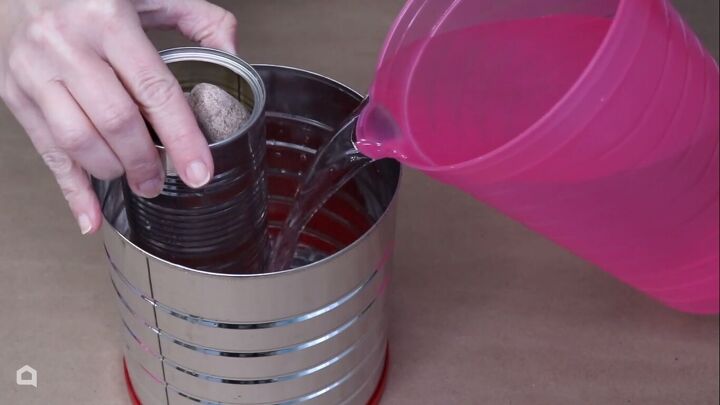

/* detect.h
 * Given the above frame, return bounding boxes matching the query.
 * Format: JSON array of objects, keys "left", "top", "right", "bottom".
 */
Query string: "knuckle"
[
  {"left": 125, "top": 155, "right": 159, "bottom": 178},
  {"left": 58, "top": 179, "right": 85, "bottom": 203},
  {"left": 220, "top": 11, "right": 237, "bottom": 30},
  {"left": 93, "top": 163, "right": 124, "bottom": 181},
  {"left": 26, "top": 11, "right": 63, "bottom": 45},
  {"left": 57, "top": 128, "right": 93, "bottom": 152},
  {"left": 41, "top": 150, "right": 74, "bottom": 176},
  {"left": 86, "top": 0, "right": 125, "bottom": 22},
  {"left": 7, "top": 48, "right": 30, "bottom": 78},
  {"left": 0, "top": 80, "right": 20, "bottom": 106},
  {"left": 195, "top": 10, "right": 236, "bottom": 45},
  {"left": 160, "top": 129, "right": 194, "bottom": 149},
  {"left": 96, "top": 102, "right": 139, "bottom": 135},
  {"left": 133, "top": 71, "right": 175, "bottom": 110}
]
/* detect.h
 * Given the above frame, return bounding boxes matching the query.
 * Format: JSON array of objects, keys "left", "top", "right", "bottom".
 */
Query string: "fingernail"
[
  {"left": 186, "top": 160, "right": 211, "bottom": 187},
  {"left": 78, "top": 214, "right": 93, "bottom": 235},
  {"left": 137, "top": 177, "right": 163, "bottom": 198}
]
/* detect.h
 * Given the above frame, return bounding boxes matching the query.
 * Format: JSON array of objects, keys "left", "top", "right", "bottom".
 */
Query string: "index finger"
[{"left": 102, "top": 24, "right": 213, "bottom": 188}]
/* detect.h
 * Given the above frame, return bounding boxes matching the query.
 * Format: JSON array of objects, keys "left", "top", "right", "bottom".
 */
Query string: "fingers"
[
  {"left": 33, "top": 81, "right": 124, "bottom": 181},
  {"left": 2, "top": 79, "right": 102, "bottom": 235},
  {"left": 62, "top": 57, "right": 164, "bottom": 198},
  {"left": 103, "top": 23, "right": 214, "bottom": 188},
  {"left": 40, "top": 150, "right": 101, "bottom": 235},
  {"left": 136, "top": 0, "right": 237, "bottom": 54}
]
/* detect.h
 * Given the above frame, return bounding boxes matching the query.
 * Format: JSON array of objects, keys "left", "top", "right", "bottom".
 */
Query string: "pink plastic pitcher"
[{"left": 356, "top": 0, "right": 719, "bottom": 313}]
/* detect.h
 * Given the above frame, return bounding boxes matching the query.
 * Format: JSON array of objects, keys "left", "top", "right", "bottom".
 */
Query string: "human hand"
[{"left": 0, "top": 0, "right": 237, "bottom": 234}]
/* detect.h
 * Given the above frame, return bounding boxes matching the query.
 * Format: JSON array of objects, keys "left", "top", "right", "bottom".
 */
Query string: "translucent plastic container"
[{"left": 357, "top": 0, "right": 719, "bottom": 313}]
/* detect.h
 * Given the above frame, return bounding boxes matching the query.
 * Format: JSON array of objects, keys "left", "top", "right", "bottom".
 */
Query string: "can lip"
[
  {"left": 253, "top": 63, "right": 365, "bottom": 102},
  {"left": 158, "top": 47, "right": 267, "bottom": 150}
]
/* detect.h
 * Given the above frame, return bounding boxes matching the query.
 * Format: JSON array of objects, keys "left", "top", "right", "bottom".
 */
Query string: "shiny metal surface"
[
  {"left": 123, "top": 48, "right": 269, "bottom": 274},
  {"left": 94, "top": 65, "right": 401, "bottom": 404}
]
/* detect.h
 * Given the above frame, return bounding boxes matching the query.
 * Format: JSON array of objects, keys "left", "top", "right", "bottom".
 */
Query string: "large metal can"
[{"left": 94, "top": 61, "right": 401, "bottom": 404}]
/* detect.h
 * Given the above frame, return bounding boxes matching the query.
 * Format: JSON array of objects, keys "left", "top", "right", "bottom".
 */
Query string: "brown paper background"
[{"left": 1, "top": 1, "right": 717, "bottom": 403}]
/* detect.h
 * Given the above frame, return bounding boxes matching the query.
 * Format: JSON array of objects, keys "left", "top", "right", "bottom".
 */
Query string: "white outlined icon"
[{"left": 16, "top": 365, "right": 37, "bottom": 387}]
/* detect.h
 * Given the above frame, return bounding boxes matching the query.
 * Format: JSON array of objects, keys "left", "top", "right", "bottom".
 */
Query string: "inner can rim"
[{"left": 158, "top": 47, "right": 267, "bottom": 149}]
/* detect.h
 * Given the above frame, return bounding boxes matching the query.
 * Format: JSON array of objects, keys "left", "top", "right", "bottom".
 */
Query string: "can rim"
[{"left": 158, "top": 47, "right": 267, "bottom": 150}]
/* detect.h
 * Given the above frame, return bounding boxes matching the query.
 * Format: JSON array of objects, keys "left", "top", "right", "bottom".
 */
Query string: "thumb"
[{"left": 135, "top": 0, "right": 237, "bottom": 54}]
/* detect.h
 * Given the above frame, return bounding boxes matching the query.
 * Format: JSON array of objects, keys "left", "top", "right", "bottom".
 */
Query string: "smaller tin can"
[{"left": 123, "top": 48, "right": 268, "bottom": 274}]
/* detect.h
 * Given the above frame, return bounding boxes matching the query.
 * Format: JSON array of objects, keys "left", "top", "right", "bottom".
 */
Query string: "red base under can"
[{"left": 123, "top": 349, "right": 389, "bottom": 405}]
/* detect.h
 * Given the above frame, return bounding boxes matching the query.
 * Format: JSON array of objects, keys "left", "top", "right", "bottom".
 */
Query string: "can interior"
[
  {"left": 94, "top": 64, "right": 400, "bottom": 273},
  {"left": 146, "top": 56, "right": 260, "bottom": 147},
  {"left": 259, "top": 64, "right": 401, "bottom": 268},
  {"left": 168, "top": 60, "right": 255, "bottom": 111}
]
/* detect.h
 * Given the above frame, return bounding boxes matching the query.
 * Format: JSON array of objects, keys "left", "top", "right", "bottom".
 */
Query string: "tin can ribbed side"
[{"left": 123, "top": 48, "right": 269, "bottom": 274}]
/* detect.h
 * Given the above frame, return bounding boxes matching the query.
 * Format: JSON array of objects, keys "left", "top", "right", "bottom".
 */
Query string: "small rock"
[{"left": 187, "top": 83, "right": 250, "bottom": 143}]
